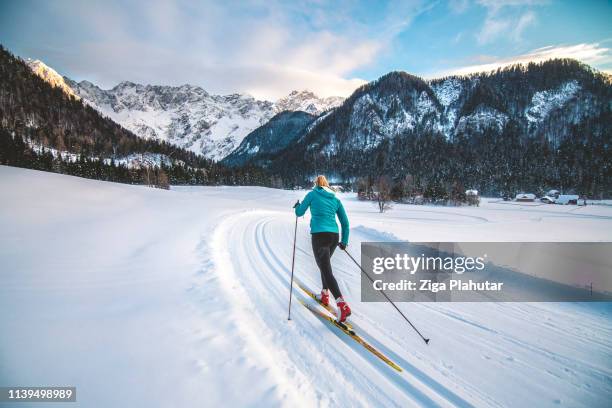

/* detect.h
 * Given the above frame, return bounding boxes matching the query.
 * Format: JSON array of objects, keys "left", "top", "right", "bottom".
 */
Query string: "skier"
[{"left": 294, "top": 175, "right": 351, "bottom": 322}]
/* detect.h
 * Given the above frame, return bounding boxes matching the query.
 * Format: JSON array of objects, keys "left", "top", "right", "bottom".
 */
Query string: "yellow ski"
[
  {"left": 294, "top": 279, "right": 354, "bottom": 330},
  {"left": 298, "top": 298, "right": 402, "bottom": 372}
]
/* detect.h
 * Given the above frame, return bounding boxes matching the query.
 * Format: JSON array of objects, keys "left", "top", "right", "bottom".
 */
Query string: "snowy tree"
[{"left": 374, "top": 176, "right": 393, "bottom": 213}]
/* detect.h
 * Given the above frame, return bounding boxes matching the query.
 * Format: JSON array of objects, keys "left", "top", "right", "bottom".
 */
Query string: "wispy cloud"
[
  {"left": 431, "top": 42, "right": 612, "bottom": 77},
  {"left": 512, "top": 11, "right": 536, "bottom": 42},
  {"left": 476, "top": 0, "right": 546, "bottom": 45},
  {"left": 6, "top": 0, "right": 429, "bottom": 99},
  {"left": 4, "top": 0, "right": 609, "bottom": 97}
]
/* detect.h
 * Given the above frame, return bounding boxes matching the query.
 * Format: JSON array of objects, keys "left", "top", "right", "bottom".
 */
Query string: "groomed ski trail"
[{"left": 210, "top": 210, "right": 490, "bottom": 407}]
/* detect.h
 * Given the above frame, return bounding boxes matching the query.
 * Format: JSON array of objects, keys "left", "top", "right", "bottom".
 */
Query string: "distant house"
[
  {"left": 465, "top": 190, "right": 480, "bottom": 206},
  {"left": 330, "top": 185, "right": 344, "bottom": 193},
  {"left": 413, "top": 194, "right": 425, "bottom": 205},
  {"left": 540, "top": 196, "right": 556, "bottom": 204},
  {"left": 556, "top": 194, "right": 579, "bottom": 205},
  {"left": 515, "top": 193, "right": 536, "bottom": 202}
]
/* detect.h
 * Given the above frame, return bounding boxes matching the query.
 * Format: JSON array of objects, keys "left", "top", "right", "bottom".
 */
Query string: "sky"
[{"left": 0, "top": 0, "right": 610, "bottom": 100}]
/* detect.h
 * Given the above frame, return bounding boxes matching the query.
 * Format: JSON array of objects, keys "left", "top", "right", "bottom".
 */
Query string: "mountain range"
[
  {"left": 15, "top": 51, "right": 612, "bottom": 197},
  {"left": 25, "top": 59, "right": 343, "bottom": 161},
  {"left": 1, "top": 46, "right": 276, "bottom": 187},
  {"left": 233, "top": 60, "right": 611, "bottom": 196}
]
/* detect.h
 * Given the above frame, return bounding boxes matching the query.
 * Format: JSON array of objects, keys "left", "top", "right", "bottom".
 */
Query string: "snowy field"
[{"left": 1, "top": 165, "right": 611, "bottom": 407}]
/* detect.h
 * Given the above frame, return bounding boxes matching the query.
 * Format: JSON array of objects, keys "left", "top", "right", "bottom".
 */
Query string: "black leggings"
[{"left": 311, "top": 232, "right": 342, "bottom": 299}]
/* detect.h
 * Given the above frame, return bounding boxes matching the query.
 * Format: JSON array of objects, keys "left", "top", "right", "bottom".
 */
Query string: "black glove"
[
  {"left": 293, "top": 200, "right": 300, "bottom": 209},
  {"left": 338, "top": 242, "right": 347, "bottom": 250}
]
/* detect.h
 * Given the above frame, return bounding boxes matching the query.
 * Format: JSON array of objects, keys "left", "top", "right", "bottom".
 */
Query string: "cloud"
[
  {"left": 478, "top": 16, "right": 512, "bottom": 45},
  {"left": 452, "top": 32, "right": 465, "bottom": 44},
  {"left": 476, "top": 0, "right": 548, "bottom": 13},
  {"left": 6, "top": 0, "right": 428, "bottom": 100},
  {"left": 512, "top": 11, "right": 536, "bottom": 42},
  {"left": 476, "top": 0, "right": 545, "bottom": 45},
  {"left": 431, "top": 43, "right": 612, "bottom": 77}
]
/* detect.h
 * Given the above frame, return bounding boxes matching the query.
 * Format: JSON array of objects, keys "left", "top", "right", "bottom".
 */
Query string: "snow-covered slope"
[
  {"left": 26, "top": 60, "right": 343, "bottom": 161},
  {"left": 26, "top": 59, "right": 80, "bottom": 100},
  {"left": 275, "top": 90, "right": 344, "bottom": 115},
  {"left": 2, "top": 165, "right": 611, "bottom": 407},
  {"left": 267, "top": 61, "right": 611, "bottom": 182},
  {"left": 65, "top": 80, "right": 276, "bottom": 161},
  {"left": 223, "top": 111, "right": 316, "bottom": 167},
  {"left": 525, "top": 80, "right": 581, "bottom": 123},
  {"left": 65, "top": 80, "right": 344, "bottom": 161}
]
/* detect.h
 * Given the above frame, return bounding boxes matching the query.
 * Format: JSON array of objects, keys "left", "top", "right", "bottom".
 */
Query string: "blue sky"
[{"left": 0, "top": 0, "right": 610, "bottom": 99}]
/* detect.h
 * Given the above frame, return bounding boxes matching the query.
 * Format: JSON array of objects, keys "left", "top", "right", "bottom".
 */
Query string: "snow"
[
  {"left": 416, "top": 91, "right": 437, "bottom": 117},
  {"left": 275, "top": 90, "right": 344, "bottom": 115},
  {"left": 27, "top": 139, "right": 177, "bottom": 168},
  {"left": 76, "top": 86, "right": 274, "bottom": 162},
  {"left": 304, "top": 110, "right": 334, "bottom": 135},
  {"left": 556, "top": 194, "right": 580, "bottom": 205},
  {"left": 456, "top": 106, "right": 508, "bottom": 133},
  {"left": 1, "top": 166, "right": 611, "bottom": 407},
  {"left": 431, "top": 79, "right": 462, "bottom": 107},
  {"left": 349, "top": 94, "right": 418, "bottom": 150},
  {"left": 322, "top": 134, "right": 340, "bottom": 155},
  {"left": 429, "top": 79, "right": 463, "bottom": 138},
  {"left": 75, "top": 85, "right": 343, "bottom": 161},
  {"left": 23, "top": 59, "right": 342, "bottom": 161},
  {"left": 526, "top": 81, "right": 581, "bottom": 123},
  {"left": 246, "top": 144, "right": 260, "bottom": 154},
  {"left": 26, "top": 59, "right": 80, "bottom": 100},
  {"left": 515, "top": 193, "right": 536, "bottom": 200}
]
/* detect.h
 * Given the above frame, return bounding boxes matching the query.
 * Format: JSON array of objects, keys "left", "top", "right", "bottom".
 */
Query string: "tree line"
[{"left": 0, "top": 44, "right": 272, "bottom": 188}]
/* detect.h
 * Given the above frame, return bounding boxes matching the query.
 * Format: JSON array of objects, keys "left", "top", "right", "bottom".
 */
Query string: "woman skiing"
[{"left": 294, "top": 175, "right": 351, "bottom": 322}]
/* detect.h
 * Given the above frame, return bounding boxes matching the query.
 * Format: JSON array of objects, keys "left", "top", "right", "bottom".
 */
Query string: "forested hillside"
[
  {"left": 266, "top": 60, "right": 611, "bottom": 197},
  {"left": 0, "top": 45, "right": 268, "bottom": 186},
  {"left": 223, "top": 110, "right": 315, "bottom": 167},
  {"left": 2, "top": 42, "right": 610, "bottom": 197}
]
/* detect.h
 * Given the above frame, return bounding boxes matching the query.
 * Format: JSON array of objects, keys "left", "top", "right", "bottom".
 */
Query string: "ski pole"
[
  {"left": 287, "top": 215, "right": 298, "bottom": 320},
  {"left": 342, "top": 248, "right": 430, "bottom": 345}
]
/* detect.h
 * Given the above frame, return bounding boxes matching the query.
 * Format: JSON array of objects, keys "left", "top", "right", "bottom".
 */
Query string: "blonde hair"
[{"left": 314, "top": 175, "right": 330, "bottom": 188}]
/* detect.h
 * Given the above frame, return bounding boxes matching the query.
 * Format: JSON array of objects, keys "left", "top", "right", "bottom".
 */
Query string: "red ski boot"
[
  {"left": 315, "top": 289, "right": 330, "bottom": 307},
  {"left": 336, "top": 297, "right": 351, "bottom": 323}
]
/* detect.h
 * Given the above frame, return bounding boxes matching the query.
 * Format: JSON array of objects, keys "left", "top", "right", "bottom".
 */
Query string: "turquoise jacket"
[{"left": 295, "top": 186, "right": 349, "bottom": 245}]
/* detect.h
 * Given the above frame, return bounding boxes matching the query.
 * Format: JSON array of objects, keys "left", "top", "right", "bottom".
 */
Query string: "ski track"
[
  {"left": 3, "top": 169, "right": 611, "bottom": 408},
  {"left": 261, "top": 216, "right": 502, "bottom": 408},
  {"left": 211, "top": 211, "right": 482, "bottom": 407},
  {"left": 256, "top": 218, "right": 470, "bottom": 407},
  {"left": 209, "top": 209, "right": 612, "bottom": 408}
]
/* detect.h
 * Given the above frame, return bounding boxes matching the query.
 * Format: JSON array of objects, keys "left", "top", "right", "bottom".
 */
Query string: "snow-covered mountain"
[
  {"left": 25, "top": 59, "right": 344, "bottom": 161},
  {"left": 26, "top": 59, "right": 80, "bottom": 100},
  {"left": 65, "top": 80, "right": 344, "bottom": 161},
  {"left": 65, "top": 79, "right": 277, "bottom": 161},
  {"left": 274, "top": 90, "right": 344, "bottom": 115},
  {"left": 223, "top": 111, "right": 316, "bottom": 167},
  {"left": 261, "top": 59, "right": 611, "bottom": 195}
]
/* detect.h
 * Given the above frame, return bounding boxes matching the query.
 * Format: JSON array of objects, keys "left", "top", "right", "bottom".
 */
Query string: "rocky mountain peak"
[
  {"left": 26, "top": 59, "right": 80, "bottom": 100},
  {"left": 275, "top": 89, "right": 344, "bottom": 115}
]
